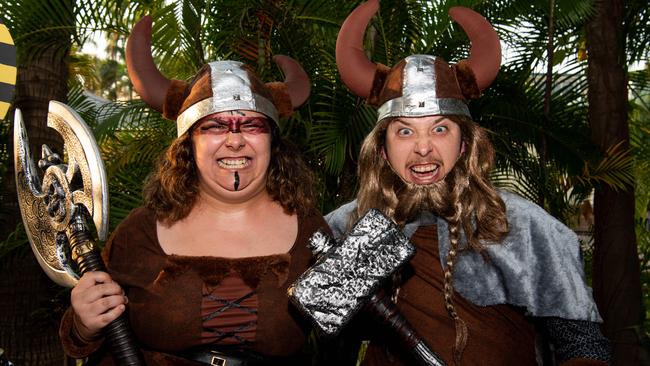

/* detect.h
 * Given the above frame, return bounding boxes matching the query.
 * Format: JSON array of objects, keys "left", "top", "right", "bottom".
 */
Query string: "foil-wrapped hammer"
[
  {"left": 14, "top": 101, "right": 145, "bottom": 365},
  {"left": 288, "top": 209, "right": 446, "bottom": 366}
]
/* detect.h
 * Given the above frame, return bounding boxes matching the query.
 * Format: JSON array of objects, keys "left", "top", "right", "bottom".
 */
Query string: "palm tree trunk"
[
  {"left": 2, "top": 46, "right": 67, "bottom": 240},
  {"left": 0, "top": 255, "right": 67, "bottom": 365},
  {"left": 0, "top": 2, "right": 72, "bottom": 364},
  {"left": 586, "top": 0, "right": 645, "bottom": 364}
]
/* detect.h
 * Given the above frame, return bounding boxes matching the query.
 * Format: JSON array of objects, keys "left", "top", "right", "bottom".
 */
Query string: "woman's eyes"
[
  {"left": 240, "top": 122, "right": 266, "bottom": 132},
  {"left": 201, "top": 122, "right": 227, "bottom": 131},
  {"left": 199, "top": 120, "right": 268, "bottom": 133}
]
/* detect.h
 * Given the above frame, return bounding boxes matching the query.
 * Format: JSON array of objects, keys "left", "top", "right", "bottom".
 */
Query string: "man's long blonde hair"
[{"left": 353, "top": 115, "right": 508, "bottom": 364}]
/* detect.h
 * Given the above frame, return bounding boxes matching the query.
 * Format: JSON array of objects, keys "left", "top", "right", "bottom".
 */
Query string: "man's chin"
[{"left": 394, "top": 178, "right": 452, "bottom": 222}]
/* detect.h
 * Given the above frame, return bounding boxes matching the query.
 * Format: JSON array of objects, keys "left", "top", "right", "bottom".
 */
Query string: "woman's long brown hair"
[{"left": 143, "top": 126, "right": 317, "bottom": 225}]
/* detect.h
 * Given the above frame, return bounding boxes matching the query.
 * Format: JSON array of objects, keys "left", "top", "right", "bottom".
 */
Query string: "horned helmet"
[
  {"left": 126, "top": 17, "right": 310, "bottom": 136},
  {"left": 336, "top": 0, "right": 501, "bottom": 122}
]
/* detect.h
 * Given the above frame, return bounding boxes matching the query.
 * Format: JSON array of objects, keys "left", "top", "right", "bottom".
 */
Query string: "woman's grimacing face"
[
  {"left": 383, "top": 116, "right": 463, "bottom": 185},
  {"left": 191, "top": 110, "right": 272, "bottom": 202}
]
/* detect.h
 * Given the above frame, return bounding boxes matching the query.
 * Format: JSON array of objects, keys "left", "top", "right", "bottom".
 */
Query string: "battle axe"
[
  {"left": 14, "top": 101, "right": 145, "bottom": 365},
  {"left": 288, "top": 209, "right": 447, "bottom": 366}
]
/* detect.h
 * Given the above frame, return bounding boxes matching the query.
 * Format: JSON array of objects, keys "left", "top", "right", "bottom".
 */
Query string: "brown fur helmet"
[
  {"left": 336, "top": 0, "right": 501, "bottom": 121},
  {"left": 126, "top": 17, "right": 311, "bottom": 136}
]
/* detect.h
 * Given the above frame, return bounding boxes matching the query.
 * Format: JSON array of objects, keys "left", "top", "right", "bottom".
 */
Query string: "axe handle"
[
  {"left": 366, "top": 291, "right": 447, "bottom": 366},
  {"left": 69, "top": 217, "right": 146, "bottom": 366}
]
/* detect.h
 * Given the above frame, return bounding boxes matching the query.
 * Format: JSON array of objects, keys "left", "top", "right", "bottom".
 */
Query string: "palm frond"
[{"left": 575, "top": 140, "right": 635, "bottom": 191}]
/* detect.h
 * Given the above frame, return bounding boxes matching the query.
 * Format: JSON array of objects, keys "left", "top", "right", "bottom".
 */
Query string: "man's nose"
[
  {"left": 414, "top": 137, "right": 433, "bottom": 156},
  {"left": 225, "top": 131, "right": 245, "bottom": 149}
]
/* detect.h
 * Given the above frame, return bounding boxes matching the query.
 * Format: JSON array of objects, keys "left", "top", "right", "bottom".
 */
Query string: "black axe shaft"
[{"left": 68, "top": 211, "right": 145, "bottom": 365}]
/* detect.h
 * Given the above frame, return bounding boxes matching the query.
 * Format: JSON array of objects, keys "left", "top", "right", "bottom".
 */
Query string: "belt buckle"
[{"left": 210, "top": 351, "right": 226, "bottom": 366}]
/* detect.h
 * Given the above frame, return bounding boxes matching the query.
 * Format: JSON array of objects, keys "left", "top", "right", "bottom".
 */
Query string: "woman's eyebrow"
[{"left": 208, "top": 117, "right": 266, "bottom": 123}]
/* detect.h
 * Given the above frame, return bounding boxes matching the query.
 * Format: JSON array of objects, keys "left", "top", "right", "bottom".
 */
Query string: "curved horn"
[
  {"left": 125, "top": 16, "right": 171, "bottom": 112},
  {"left": 335, "top": 0, "right": 380, "bottom": 98},
  {"left": 272, "top": 55, "right": 311, "bottom": 108},
  {"left": 448, "top": 7, "right": 501, "bottom": 91}
]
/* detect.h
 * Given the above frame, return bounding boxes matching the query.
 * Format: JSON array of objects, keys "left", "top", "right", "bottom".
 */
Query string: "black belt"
[{"left": 179, "top": 346, "right": 303, "bottom": 366}]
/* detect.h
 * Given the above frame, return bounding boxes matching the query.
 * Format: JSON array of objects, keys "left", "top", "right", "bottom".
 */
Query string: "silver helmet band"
[
  {"left": 376, "top": 55, "right": 471, "bottom": 122},
  {"left": 176, "top": 60, "right": 279, "bottom": 136}
]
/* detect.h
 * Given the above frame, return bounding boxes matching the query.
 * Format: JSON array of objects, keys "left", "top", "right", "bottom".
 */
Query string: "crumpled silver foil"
[{"left": 288, "top": 209, "right": 415, "bottom": 336}]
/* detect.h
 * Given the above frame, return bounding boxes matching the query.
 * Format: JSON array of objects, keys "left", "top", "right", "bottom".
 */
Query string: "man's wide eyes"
[{"left": 397, "top": 128, "right": 413, "bottom": 136}]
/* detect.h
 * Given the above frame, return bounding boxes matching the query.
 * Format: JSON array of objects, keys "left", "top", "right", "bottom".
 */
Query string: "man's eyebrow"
[
  {"left": 432, "top": 116, "right": 447, "bottom": 125},
  {"left": 394, "top": 117, "right": 448, "bottom": 126},
  {"left": 393, "top": 118, "right": 413, "bottom": 126}
]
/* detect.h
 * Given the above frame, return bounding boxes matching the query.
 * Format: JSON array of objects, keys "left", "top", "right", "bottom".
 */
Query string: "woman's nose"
[{"left": 225, "top": 131, "right": 245, "bottom": 149}]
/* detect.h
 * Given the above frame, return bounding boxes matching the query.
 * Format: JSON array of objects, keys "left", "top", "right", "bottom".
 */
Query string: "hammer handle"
[
  {"left": 69, "top": 217, "right": 146, "bottom": 366},
  {"left": 367, "top": 291, "right": 447, "bottom": 366}
]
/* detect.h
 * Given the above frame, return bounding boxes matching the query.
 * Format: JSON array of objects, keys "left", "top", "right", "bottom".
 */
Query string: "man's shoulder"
[
  {"left": 324, "top": 200, "right": 358, "bottom": 238},
  {"left": 498, "top": 190, "right": 570, "bottom": 230},
  {"left": 498, "top": 189, "right": 537, "bottom": 209}
]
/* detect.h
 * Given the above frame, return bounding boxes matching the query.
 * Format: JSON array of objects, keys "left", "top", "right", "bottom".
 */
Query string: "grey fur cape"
[{"left": 325, "top": 191, "right": 602, "bottom": 322}]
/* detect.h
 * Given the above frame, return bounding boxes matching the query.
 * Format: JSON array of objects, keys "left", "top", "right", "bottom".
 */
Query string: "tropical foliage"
[
  {"left": 0, "top": 0, "right": 648, "bottom": 363},
  {"left": 630, "top": 66, "right": 650, "bottom": 332}
]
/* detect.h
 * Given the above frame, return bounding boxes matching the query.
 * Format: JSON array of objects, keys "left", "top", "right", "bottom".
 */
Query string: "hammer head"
[{"left": 288, "top": 209, "right": 415, "bottom": 336}]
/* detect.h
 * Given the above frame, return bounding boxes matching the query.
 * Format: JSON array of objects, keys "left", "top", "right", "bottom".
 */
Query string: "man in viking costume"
[
  {"left": 326, "top": 0, "right": 611, "bottom": 365},
  {"left": 59, "top": 16, "right": 330, "bottom": 365}
]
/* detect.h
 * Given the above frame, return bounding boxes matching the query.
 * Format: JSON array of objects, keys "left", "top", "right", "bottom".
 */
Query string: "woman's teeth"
[{"left": 218, "top": 158, "right": 249, "bottom": 169}]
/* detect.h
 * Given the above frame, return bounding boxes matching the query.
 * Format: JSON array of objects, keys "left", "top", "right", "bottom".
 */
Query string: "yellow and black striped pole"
[{"left": 0, "top": 19, "right": 17, "bottom": 119}]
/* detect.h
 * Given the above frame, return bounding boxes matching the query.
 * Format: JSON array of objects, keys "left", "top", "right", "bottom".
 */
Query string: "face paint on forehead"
[{"left": 195, "top": 115, "right": 271, "bottom": 135}]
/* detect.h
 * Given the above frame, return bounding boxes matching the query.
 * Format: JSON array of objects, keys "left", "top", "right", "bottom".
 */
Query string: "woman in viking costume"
[
  {"left": 326, "top": 0, "right": 611, "bottom": 364},
  {"left": 59, "top": 16, "right": 328, "bottom": 365}
]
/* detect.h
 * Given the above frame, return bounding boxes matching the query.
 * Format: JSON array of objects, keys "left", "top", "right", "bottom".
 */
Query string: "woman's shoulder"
[
  {"left": 103, "top": 206, "right": 160, "bottom": 259},
  {"left": 120, "top": 205, "right": 156, "bottom": 225}
]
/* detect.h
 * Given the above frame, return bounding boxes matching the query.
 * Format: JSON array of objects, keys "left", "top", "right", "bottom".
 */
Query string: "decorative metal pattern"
[
  {"left": 13, "top": 101, "right": 108, "bottom": 287},
  {"left": 288, "top": 209, "right": 415, "bottom": 336}
]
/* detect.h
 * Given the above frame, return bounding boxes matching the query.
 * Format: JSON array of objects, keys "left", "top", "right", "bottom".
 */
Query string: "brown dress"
[
  {"left": 362, "top": 224, "right": 538, "bottom": 366},
  {"left": 60, "top": 206, "right": 330, "bottom": 365}
]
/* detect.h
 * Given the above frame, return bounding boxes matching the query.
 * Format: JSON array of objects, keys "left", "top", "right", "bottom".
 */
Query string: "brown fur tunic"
[{"left": 60, "top": 206, "right": 330, "bottom": 364}]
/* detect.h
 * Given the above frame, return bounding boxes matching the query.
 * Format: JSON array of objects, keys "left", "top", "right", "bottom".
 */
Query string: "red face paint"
[{"left": 195, "top": 116, "right": 270, "bottom": 135}]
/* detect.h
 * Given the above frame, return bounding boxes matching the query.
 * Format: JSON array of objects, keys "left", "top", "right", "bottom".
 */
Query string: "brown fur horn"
[
  {"left": 448, "top": 7, "right": 501, "bottom": 91},
  {"left": 125, "top": 16, "right": 172, "bottom": 112},
  {"left": 272, "top": 55, "right": 310, "bottom": 108},
  {"left": 335, "top": 0, "right": 380, "bottom": 98}
]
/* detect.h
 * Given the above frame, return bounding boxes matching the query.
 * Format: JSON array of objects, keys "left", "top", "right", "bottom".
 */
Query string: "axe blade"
[
  {"left": 288, "top": 209, "right": 415, "bottom": 336},
  {"left": 13, "top": 101, "right": 109, "bottom": 288}
]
